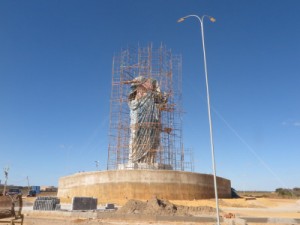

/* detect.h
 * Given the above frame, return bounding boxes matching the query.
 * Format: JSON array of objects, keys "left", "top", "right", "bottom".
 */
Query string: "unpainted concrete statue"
[{"left": 123, "top": 76, "right": 168, "bottom": 164}]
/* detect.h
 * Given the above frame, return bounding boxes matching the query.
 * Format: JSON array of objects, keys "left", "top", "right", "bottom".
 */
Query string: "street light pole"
[
  {"left": 3, "top": 167, "right": 9, "bottom": 196},
  {"left": 95, "top": 161, "right": 99, "bottom": 171},
  {"left": 178, "top": 15, "right": 220, "bottom": 225}
]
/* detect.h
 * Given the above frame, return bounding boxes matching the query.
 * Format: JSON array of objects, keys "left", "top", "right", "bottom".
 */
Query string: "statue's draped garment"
[{"left": 128, "top": 76, "right": 167, "bottom": 164}]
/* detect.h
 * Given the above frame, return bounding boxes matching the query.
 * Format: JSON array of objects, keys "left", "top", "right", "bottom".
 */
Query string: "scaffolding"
[{"left": 107, "top": 44, "right": 193, "bottom": 171}]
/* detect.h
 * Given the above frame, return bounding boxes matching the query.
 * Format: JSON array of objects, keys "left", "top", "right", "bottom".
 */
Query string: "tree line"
[{"left": 275, "top": 187, "right": 300, "bottom": 197}]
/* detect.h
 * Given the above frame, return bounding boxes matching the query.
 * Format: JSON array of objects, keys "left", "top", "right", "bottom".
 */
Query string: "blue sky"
[{"left": 0, "top": 0, "right": 299, "bottom": 191}]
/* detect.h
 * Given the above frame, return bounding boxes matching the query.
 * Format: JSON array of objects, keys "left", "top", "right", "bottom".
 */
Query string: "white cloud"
[
  {"left": 293, "top": 122, "right": 300, "bottom": 127},
  {"left": 281, "top": 120, "right": 300, "bottom": 127}
]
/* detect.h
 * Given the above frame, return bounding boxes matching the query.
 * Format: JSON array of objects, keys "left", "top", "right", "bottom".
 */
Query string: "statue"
[{"left": 123, "top": 76, "right": 168, "bottom": 164}]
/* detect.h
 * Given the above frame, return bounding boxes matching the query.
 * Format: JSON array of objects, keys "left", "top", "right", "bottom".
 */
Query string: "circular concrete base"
[{"left": 57, "top": 170, "right": 231, "bottom": 203}]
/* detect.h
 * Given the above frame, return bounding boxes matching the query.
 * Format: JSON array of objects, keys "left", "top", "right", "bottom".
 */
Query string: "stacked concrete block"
[
  {"left": 105, "top": 203, "right": 115, "bottom": 209},
  {"left": 55, "top": 204, "right": 61, "bottom": 210},
  {"left": 72, "top": 197, "right": 97, "bottom": 210},
  {"left": 33, "top": 197, "right": 60, "bottom": 211}
]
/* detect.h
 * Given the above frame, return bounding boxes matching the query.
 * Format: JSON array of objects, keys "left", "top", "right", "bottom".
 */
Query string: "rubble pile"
[{"left": 117, "top": 197, "right": 217, "bottom": 216}]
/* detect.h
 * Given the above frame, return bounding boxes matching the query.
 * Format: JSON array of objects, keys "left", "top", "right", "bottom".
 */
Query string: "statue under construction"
[
  {"left": 57, "top": 45, "right": 231, "bottom": 203},
  {"left": 126, "top": 76, "right": 168, "bottom": 164},
  {"left": 57, "top": 44, "right": 231, "bottom": 203},
  {"left": 107, "top": 44, "right": 191, "bottom": 171}
]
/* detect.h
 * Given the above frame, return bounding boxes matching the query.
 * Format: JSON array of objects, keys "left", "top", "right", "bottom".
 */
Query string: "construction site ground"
[{"left": 21, "top": 196, "right": 300, "bottom": 225}]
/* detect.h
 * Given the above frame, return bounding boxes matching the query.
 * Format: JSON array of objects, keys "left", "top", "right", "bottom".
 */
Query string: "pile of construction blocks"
[{"left": 33, "top": 197, "right": 60, "bottom": 211}]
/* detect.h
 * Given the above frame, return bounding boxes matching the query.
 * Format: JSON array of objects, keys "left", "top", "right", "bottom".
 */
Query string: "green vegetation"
[
  {"left": 236, "top": 187, "right": 300, "bottom": 199},
  {"left": 275, "top": 187, "right": 300, "bottom": 198}
]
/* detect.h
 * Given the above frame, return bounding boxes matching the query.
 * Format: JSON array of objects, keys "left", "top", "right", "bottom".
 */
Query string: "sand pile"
[{"left": 117, "top": 197, "right": 217, "bottom": 216}]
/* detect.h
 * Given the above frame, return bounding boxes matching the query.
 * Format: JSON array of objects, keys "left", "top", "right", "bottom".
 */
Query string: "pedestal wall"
[{"left": 57, "top": 170, "right": 231, "bottom": 203}]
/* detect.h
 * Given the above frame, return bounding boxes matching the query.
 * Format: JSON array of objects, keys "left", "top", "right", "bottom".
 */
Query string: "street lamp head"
[
  {"left": 177, "top": 18, "right": 185, "bottom": 23},
  {"left": 209, "top": 17, "right": 216, "bottom": 23},
  {"left": 178, "top": 15, "right": 216, "bottom": 24}
]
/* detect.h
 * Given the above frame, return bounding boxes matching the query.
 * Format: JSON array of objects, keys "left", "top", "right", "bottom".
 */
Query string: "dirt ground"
[
  {"left": 171, "top": 197, "right": 300, "bottom": 218},
  {"left": 19, "top": 197, "right": 300, "bottom": 225}
]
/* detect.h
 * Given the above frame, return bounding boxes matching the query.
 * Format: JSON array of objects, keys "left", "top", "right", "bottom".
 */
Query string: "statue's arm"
[
  {"left": 121, "top": 80, "right": 139, "bottom": 85},
  {"left": 154, "top": 91, "right": 169, "bottom": 104}
]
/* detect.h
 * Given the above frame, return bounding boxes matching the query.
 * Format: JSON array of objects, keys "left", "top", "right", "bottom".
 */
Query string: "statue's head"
[{"left": 128, "top": 76, "right": 160, "bottom": 100}]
